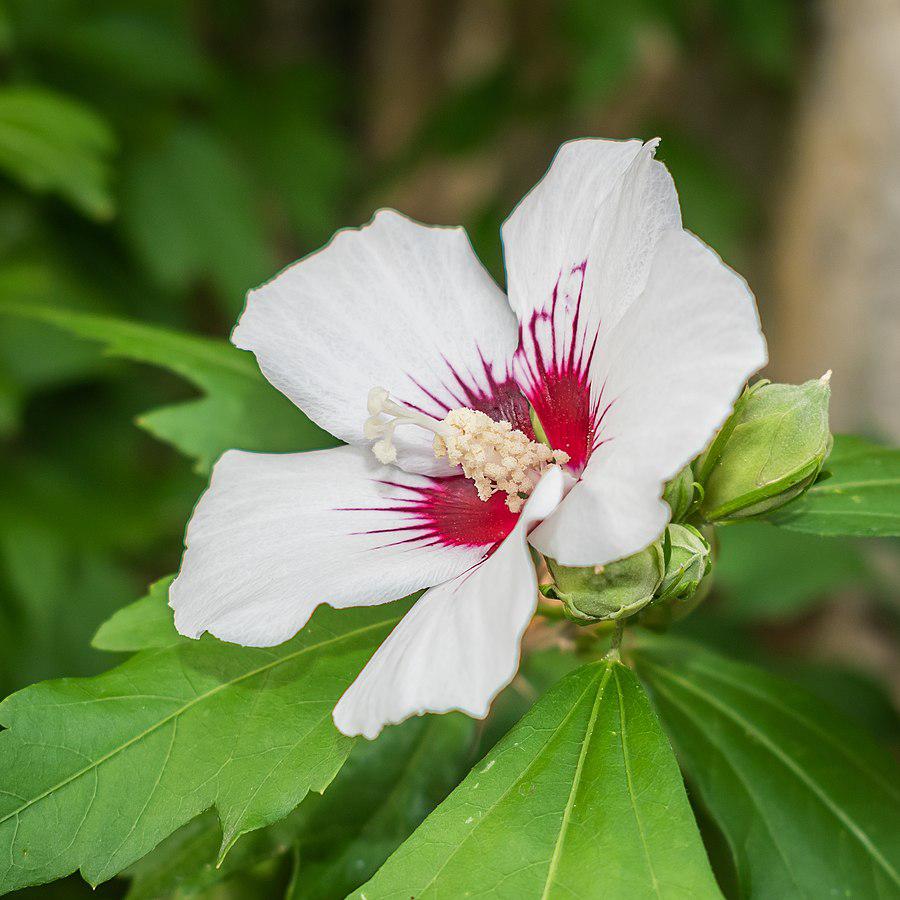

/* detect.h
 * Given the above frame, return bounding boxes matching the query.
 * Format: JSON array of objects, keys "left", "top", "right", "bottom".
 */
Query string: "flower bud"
[
  {"left": 662, "top": 464, "right": 695, "bottom": 522},
  {"left": 698, "top": 375, "right": 832, "bottom": 522},
  {"left": 640, "top": 524, "right": 712, "bottom": 629},
  {"left": 545, "top": 543, "right": 665, "bottom": 624}
]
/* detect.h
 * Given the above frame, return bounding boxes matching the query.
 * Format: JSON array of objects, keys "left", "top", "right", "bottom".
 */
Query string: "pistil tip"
[
  {"left": 372, "top": 439, "right": 397, "bottom": 465},
  {"left": 368, "top": 386, "right": 390, "bottom": 416}
]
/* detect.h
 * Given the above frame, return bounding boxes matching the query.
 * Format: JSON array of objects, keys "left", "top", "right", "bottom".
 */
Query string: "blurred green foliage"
[{"left": 0, "top": 2, "right": 895, "bottom": 896}]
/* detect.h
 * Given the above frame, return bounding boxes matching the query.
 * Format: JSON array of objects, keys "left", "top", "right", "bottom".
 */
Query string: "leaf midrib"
[
  {"left": 614, "top": 668, "right": 662, "bottom": 899},
  {"left": 0, "top": 615, "right": 398, "bottom": 829},
  {"left": 403, "top": 661, "right": 609, "bottom": 899},
  {"left": 640, "top": 660, "right": 900, "bottom": 888},
  {"left": 539, "top": 661, "right": 613, "bottom": 899}
]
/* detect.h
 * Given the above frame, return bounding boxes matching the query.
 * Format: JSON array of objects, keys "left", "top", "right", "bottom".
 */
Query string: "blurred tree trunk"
[
  {"left": 772, "top": 0, "right": 900, "bottom": 440},
  {"left": 360, "top": 0, "right": 678, "bottom": 229},
  {"left": 363, "top": 0, "right": 512, "bottom": 223}
]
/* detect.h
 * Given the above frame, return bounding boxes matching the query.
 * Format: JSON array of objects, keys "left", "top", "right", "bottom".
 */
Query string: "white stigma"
[
  {"left": 365, "top": 387, "right": 569, "bottom": 512},
  {"left": 364, "top": 387, "right": 449, "bottom": 465}
]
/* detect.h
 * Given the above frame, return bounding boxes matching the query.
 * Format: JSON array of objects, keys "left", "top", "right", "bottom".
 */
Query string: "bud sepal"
[
  {"left": 544, "top": 543, "right": 665, "bottom": 624},
  {"left": 639, "top": 524, "right": 713, "bottom": 629},
  {"left": 698, "top": 375, "right": 832, "bottom": 522}
]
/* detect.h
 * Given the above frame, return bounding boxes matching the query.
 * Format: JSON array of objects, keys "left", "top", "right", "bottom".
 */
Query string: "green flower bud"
[
  {"left": 662, "top": 464, "right": 695, "bottom": 522},
  {"left": 545, "top": 543, "right": 665, "bottom": 624},
  {"left": 698, "top": 375, "right": 832, "bottom": 522},
  {"left": 659, "top": 524, "right": 712, "bottom": 601},
  {"left": 640, "top": 524, "right": 712, "bottom": 629}
]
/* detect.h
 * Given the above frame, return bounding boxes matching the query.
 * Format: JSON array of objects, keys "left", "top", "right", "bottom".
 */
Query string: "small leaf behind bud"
[{"left": 663, "top": 464, "right": 695, "bottom": 522}]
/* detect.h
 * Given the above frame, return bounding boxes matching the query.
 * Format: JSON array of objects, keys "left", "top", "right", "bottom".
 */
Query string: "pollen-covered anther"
[{"left": 434, "top": 408, "right": 569, "bottom": 512}]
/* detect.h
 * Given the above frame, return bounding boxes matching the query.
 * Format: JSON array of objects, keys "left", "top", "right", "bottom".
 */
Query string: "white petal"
[
  {"left": 502, "top": 138, "right": 680, "bottom": 336},
  {"left": 170, "top": 446, "right": 490, "bottom": 647},
  {"left": 233, "top": 209, "right": 521, "bottom": 475},
  {"left": 333, "top": 467, "right": 566, "bottom": 739},
  {"left": 529, "top": 228, "right": 767, "bottom": 565}
]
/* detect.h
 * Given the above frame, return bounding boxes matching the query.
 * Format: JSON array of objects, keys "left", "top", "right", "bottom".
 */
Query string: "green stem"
[{"left": 606, "top": 620, "right": 625, "bottom": 660}]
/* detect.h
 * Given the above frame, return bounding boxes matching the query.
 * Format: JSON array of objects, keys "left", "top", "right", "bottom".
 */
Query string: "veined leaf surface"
[
  {"left": 356, "top": 659, "right": 721, "bottom": 899},
  {"left": 0, "top": 600, "right": 410, "bottom": 894},
  {"left": 0, "top": 303, "right": 336, "bottom": 470},
  {"left": 633, "top": 636, "right": 900, "bottom": 898},
  {"left": 768, "top": 434, "right": 900, "bottom": 537}
]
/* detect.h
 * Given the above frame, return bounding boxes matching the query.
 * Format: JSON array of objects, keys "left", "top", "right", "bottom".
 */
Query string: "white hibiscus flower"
[{"left": 170, "top": 138, "right": 766, "bottom": 739}]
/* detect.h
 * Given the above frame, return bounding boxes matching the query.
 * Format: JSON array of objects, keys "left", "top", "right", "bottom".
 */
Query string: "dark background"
[{"left": 0, "top": 2, "right": 897, "bottom": 896}]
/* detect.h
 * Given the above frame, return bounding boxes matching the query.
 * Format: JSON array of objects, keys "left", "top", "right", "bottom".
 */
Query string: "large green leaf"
[
  {"left": 767, "top": 434, "right": 900, "bottom": 537},
  {"left": 0, "top": 303, "right": 336, "bottom": 470},
  {"left": 714, "top": 522, "right": 866, "bottom": 620},
  {"left": 0, "top": 599, "right": 411, "bottom": 894},
  {"left": 123, "top": 646, "right": 579, "bottom": 900},
  {"left": 356, "top": 659, "right": 721, "bottom": 899},
  {"left": 125, "top": 713, "right": 476, "bottom": 900},
  {"left": 0, "top": 86, "right": 115, "bottom": 219},
  {"left": 632, "top": 636, "right": 900, "bottom": 898}
]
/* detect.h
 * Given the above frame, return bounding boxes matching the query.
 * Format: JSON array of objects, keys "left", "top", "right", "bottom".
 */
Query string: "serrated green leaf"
[
  {"left": 92, "top": 575, "right": 181, "bottom": 652},
  {"left": 124, "top": 713, "right": 476, "bottom": 900},
  {"left": 0, "top": 86, "right": 115, "bottom": 219},
  {"left": 633, "top": 636, "right": 900, "bottom": 898},
  {"left": 356, "top": 660, "right": 721, "bottom": 899},
  {"left": 0, "top": 599, "right": 411, "bottom": 894},
  {"left": 125, "top": 651, "right": 584, "bottom": 900},
  {"left": 0, "top": 303, "right": 336, "bottom": 470},
  {"left": 767, "top": 434, "right": 900, "bottom": 537}
]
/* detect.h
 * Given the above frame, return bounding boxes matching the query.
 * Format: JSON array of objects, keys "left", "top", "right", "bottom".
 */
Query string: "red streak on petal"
[
  {"left": 514, "top": 260, "right": 611, "bottom": 472},
  {"left": 342, "top": 475, "right": 518, "bottom": 551},
  {"left": 448, "top": 354, "right": 535, "bottom": 438},
  {"left": 402, "top": 353, "right": 535, "bottom": 439}
]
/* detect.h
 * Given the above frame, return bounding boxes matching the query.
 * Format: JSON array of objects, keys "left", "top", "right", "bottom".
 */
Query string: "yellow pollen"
[
  {"left": 364, "top": 388, "right": 569, "bottom": 511},
  {"left": 433, "top": 408, "right": 569, "bottom": 512}
]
